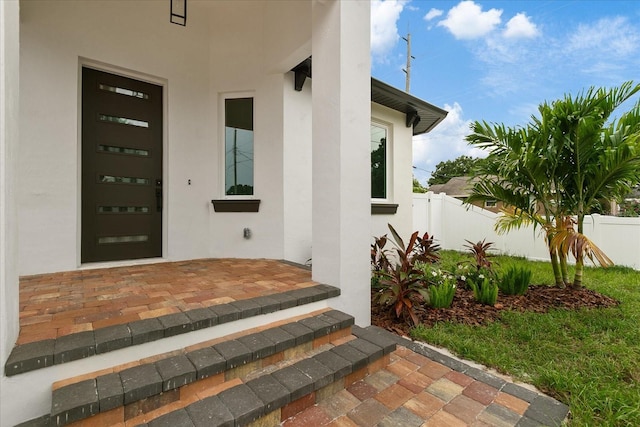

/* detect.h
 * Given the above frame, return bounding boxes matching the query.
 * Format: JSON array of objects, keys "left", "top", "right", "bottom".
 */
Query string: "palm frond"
[{"left": 550, "top": 226, "right": 614, "bottom": 268}]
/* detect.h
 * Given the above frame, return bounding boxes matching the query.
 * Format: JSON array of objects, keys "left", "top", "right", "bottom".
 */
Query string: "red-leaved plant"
[
  {"left": 464, "top": 239, "right": 494, "bottom": 271},
  {"left": 372, "top": 224, "right": 440, "bottom": 325}
]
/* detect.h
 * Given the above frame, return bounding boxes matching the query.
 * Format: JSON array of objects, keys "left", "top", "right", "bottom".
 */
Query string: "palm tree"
[
  {"left": 465, "top": 122, "right": 568, "bottom": 286},
  {"left": 466, "top": 82, "right": 640, "bottom": 288},
  {"left": 542, "top": 82, "right": 640, "bottom": 286}
]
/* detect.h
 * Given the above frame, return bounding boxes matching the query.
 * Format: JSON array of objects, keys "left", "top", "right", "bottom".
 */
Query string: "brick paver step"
[
  {"left": 132, "top": 326, "right": 396, "bottom": 427},
  {"left": 18, "top": 324, "right": 570, "bottom": 427},
  {"left": 125, "top": 325, "right": 569, "bottom": 427},
  {"left": 48, "top": 309, "right": 354, "bottom": 427},
  {"left": 5, "top": 284, "right": 340, "bottom": 377}
]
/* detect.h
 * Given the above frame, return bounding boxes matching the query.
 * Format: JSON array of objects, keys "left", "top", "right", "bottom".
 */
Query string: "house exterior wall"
[
  {"left": 279, "top": 91, "right": 416, "bottom": 265},
  {"left": 370, "top": 103, "right": 414, "bottom": 242},
  {"left": 283, "top": 73, "right": 313, "bottom": 265},
  {"left": 18, "top": 0, "right": 314, "bottom": 275},
  {"left": 466, "top": 199, "right": 507, "bottom": 214},
  {"left": 1, "top": 1, "right": 22, "bottom": 425},
  {"left": 4, "top": 1, "right": 375, "bottom": 424},
  {"left": 1, "top": 0, "right": 20, "bottom": 366},
  {"left": 311, "top": 0, "right": 371, "bottom": 324}
]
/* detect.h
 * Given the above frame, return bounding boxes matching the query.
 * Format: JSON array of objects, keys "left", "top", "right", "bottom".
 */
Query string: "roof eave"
[{"left": 371, "top": 78, "right": 448, "bottom": 136}]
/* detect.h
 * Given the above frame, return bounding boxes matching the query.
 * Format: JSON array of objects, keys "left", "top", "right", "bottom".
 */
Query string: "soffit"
[{"left": 371, "top": 78, "right": 448, "bottom": 136}]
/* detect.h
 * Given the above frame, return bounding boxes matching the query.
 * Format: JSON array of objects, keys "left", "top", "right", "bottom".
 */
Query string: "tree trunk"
[
  {"left": 549, "top": 249, "right": 564, "bottom": 287},
  {"left": 573, "top": 254, "right": 584, "bottom": 288},
  {"left": 548, "top": 236, "right": 564, "bottom": 287},
  {"left": 559, "top": 251, "right": 570, "bottom": 287},
  {"left": 573, "top": 214, "right": 585, "bottom": 288}
]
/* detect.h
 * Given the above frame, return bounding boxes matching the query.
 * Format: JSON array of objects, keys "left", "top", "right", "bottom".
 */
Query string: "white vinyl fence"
[{"left": 413, "top": 192, "right": 640, "bottom": 270}]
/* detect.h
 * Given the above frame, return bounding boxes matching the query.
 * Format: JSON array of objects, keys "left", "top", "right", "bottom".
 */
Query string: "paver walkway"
[{"left": 282, "top": 338, "right": 568, "bottom": 427}]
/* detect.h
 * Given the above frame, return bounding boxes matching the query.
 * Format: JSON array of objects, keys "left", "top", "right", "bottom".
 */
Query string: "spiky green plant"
[
  {"left": 498, "top": 265, "right": 532, "bottom": 296},
  {"left": 468, "top": 276, "right": 498, "bottom": 305},
  {"left": 428, "top": 279, "right": 457, "bottom": 309}
]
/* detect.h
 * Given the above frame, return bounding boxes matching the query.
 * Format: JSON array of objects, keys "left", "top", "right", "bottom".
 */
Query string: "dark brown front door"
[{"left": 82, "top": 67, "right": 163, "bottom": 263}]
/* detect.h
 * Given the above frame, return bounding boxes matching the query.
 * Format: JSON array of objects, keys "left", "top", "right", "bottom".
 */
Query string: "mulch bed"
[{"left": 372, "top": 285, "right": 620, "bottom": 336}]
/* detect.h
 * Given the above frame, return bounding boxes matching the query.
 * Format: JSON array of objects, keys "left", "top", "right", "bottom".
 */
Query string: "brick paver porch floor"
[{"left": 18, "top": 258, "right": 315, "bottom": 345}]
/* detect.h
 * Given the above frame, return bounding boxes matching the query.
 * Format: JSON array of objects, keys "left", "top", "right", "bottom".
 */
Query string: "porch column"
[
  {"left": 311, "top": 0, "right": 371, "bottom": 325},
  {"left": 0, "top": 0, "right": 20, "bottom": 364}
]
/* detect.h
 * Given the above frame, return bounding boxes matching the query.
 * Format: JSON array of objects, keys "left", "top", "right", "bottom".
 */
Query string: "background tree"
[
  {"left": 428, "top": 155, "right": 486, "bottom": 186},
  {"left": 413, "top": 176, "right": 427, "bottom": 193}
]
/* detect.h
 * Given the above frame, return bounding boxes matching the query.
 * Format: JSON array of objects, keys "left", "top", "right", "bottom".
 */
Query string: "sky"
[{"left": 370, "top": 0, "right": 640, "bottom": 185}]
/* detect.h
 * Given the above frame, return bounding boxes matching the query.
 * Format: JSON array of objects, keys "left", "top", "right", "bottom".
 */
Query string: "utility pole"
[{"left": 402, "top": 33, "right": 415, "bottom": 92}]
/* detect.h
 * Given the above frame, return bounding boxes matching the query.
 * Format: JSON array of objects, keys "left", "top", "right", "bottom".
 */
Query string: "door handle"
[
  {"left": 155, "top": 179, "right": 162, "bottom": 212},
  {"left": 156, "top": 189, "right": 162, "bottom": 212}
]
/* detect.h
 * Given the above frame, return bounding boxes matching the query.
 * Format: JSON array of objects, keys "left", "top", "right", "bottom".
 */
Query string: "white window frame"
[
  {"left": 485, "top": 199, "right": 497, "bottom": 208},
  {"left": 371, "top": 119, "right": 393, "bottom": 202},
  {"left": 219, "top": 91, "right": 255, "bottom": 199}
]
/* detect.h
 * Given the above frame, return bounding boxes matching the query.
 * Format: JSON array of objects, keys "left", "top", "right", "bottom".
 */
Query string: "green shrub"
[
  {"left": 428, "top": 279, "right": 456, "bottom": 308},
  {"left": 499, "top": 265, "right": 532, "bottom": 295},
  {"left": 371, "top": 274, "right": 382, "bottom": 290},
  {"left": 468, "top": 276, "right": 498, "bottom": 305}
]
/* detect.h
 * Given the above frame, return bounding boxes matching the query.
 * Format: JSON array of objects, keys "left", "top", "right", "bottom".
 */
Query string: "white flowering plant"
[
  {"left": 417, "top": 263, "right": 457, "bottom": 309},
  {"left": 455, "top": 263, "right": 497, "bottom": 290}
]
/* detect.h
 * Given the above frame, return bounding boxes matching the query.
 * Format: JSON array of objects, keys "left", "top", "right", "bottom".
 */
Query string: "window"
[
  {"left": 371, "top": 123, "right": 388, "bottom": 199},
  {"left": 224, "top": 97, "right": 254, "bottom": 196},
  {"left": 485, "top": 200, "right": 497, "bottom": 208}
]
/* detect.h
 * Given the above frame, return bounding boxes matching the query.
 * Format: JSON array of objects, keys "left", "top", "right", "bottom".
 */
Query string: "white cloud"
[
  {"left": 412, "top": 102, "right": 486, "bottom": 185},
  {"left": 503, "top": 13, "right": 539, "bottom": 39},
  {"left": 553, "top": 16, "right": 640, "bottom": 85},
  {"left": 371, "top": 0, "right": 408, "bottom": 63},
  {"left": 438, "top": 1, "right": 502, "bottom": 40},
  {"left": 424, "top": 8, "right": 443, "bottom": 21},
  {"left": 567, "top": 16, "right": 640, "bottom": 58},
  {"left": 465, "top": 31, "right": 546, "bottom": 104}
]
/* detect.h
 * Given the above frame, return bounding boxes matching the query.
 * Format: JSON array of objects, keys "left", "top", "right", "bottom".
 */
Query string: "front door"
[{"left": 81, "top": 67, "right": 163, "bottom": 263}]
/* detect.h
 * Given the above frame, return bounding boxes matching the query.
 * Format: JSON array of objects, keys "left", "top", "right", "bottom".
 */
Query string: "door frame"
[{"left": 77, "top": 58, "right": 169, "bottom": 267}]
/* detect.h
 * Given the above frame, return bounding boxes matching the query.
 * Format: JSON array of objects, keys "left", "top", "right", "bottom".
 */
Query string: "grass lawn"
[{"left": 410, "top": 251, "right": 640, "bottom": 427}]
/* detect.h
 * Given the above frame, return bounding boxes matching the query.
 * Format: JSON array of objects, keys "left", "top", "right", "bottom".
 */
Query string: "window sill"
[
  {"left": 371, "top": 203, "right": 398, "bottom": 215},
  {"left": 211, "top": 199, "right": 261, "bottom": 212}
]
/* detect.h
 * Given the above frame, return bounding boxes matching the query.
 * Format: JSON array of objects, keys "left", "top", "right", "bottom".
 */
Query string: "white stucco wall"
[
  {"left": 1, "top": 0, "right": 20, "bottom": 372},
  {"left": 1, "top": 0, "right": 22, "bottom": 425},
  {"left": 18, "top": 0, "right": 313, "bottom": 275},
  {"left": 311, "top": 0, "right": 371, "bottom": 325},
  {"left": 283, "top": 72, "right": 313, "bottom": 265},
  {"left": 370, "top": 103, "right": 415, "bottom": 243}
]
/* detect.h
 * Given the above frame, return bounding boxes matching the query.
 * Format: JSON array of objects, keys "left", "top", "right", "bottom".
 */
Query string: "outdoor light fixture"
[{"left": 170, "top": 0, "right": 187, "bottom": 26}]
